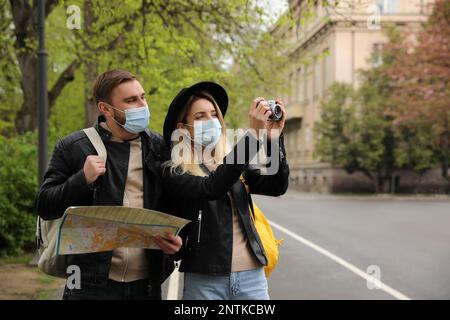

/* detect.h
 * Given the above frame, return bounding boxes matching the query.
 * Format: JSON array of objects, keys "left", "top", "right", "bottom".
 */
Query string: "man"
[{"left": 35, "top": 69, "right": 182, "bottom": 300}]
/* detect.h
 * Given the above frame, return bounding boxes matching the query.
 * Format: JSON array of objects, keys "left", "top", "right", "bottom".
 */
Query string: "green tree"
[
  {"left": 313, "top": 83, "right": 358, "bottom": 171},
  {"left": 0, "top": 132, "right": 37, "bottom": 256},
  {"left": 314, "top": 72, "right": 440, "bottom": 194},
  {"left": 1, "top": 0, "right": 294, "bottom": 135},
  {"left": 382, "top": 0, "right": 450, "bottom": 183},
  {"left": 315, "top": 80, "right": 399, "bottom": 193},
  {"left": 0, "top": 0, "right": 342, "bottom": 254}
]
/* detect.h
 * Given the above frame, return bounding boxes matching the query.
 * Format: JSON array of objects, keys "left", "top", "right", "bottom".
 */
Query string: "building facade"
[{"left": 273, "top": 0, "right": 446, "bottom": 193}]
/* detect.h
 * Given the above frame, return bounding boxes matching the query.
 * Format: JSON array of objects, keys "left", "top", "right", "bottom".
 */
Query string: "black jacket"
[
  {"left": 163, "top": 132, "right": 289, "bottom": 275},
  {"left": 35, "top": 116, "right": 174, "bottom": 298}
]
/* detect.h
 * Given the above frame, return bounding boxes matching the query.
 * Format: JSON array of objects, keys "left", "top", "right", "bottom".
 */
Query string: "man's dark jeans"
[{"left": 62, "top": 278, "right": 159, "bottom": 300}]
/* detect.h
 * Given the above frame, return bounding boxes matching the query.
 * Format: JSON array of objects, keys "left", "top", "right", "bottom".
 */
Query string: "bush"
[{"left": 0, "top": 132, "right": 38, "bottom": 256}]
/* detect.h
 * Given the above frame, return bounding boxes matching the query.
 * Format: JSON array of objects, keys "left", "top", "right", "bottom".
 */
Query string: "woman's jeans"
[{"left": 183, "top": 267, "right": 269, "bottom": 300}]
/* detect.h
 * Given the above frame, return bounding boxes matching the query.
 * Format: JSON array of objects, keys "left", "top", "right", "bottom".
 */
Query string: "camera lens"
[{"left": 273, "top": 105, "right": 282, "bottom": 118}]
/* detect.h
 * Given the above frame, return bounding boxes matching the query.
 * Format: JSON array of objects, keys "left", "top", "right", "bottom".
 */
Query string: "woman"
[{"left": 162, "top": 81, "right": 289, "bottom": 300}]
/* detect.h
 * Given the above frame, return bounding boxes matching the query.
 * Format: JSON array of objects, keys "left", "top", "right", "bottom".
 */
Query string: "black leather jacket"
[
  {"left": 35, "top": 116, "right": 174, "bottom": 298},
  {"left": 163, "top": 132, "right": 289, "bottom": 275}
]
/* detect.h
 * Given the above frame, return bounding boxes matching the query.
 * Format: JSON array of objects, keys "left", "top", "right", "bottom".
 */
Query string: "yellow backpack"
[{"left": 240, "top": 176, "right": 283, "bottom": 277}]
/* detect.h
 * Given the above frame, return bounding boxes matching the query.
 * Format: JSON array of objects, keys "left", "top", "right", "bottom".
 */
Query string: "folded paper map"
[{"left": 56, "top": 206, "right": 190, "bottom": 255}]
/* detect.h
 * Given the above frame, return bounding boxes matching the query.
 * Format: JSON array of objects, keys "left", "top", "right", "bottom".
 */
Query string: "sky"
[
  {"left": 257, "top": 0, "right": 289, "bottom": 31},
  {"left": 263, "top": 0, "right": 289, "bottom": 23}
]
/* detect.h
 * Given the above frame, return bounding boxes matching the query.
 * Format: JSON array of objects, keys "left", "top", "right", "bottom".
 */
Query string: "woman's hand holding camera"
[
  {"left": 248, "top": 97, "right": 286, "bottom": 140},
  {"left": 249, "top": 97, "right": 271, "bottom": 136},
  {"left": 266, "top": 99, "right": 286, "bottom": 140}
]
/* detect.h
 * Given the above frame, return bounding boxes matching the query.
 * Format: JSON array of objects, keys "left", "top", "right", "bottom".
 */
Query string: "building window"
[
  {"left": 302, "top": 67, "right": 307, "bottom": 103},
  {"left": 304, "top": 66, "right": 308, "bottom": 103},
  {"left": 324, "top": 48, "right": 332, "bottom": 89},
  {"left": 305, "top": 150, "right": 310, "bottom": 158},
  {"left": 306, "top": 66, "right": 313, "bottom": 104},
  {"left": 377, "top": 0, "right": 399, "bottom": 14},
  {"left": 292, "top": 69, "right": 298, "bottom": 102},
  {"left": 324, "top": 0, "right": 336, "bottom": 16},
  {"left": 314, "top": 58, "right": 322, "bottom": 99},
  {"left": 305, "top": 124, "right": 310, "bottom": 142},
  {"left": 372, "top": 43, "right": 383, "bottom": 67},
  {"left": 288, "top": 131, "right": 295, "bottom": 154},
  {"left": 296, "top": 67, "right": 302, "bottom": 102},
  {"left": 288, "top": 72, "right": 294, "bottom": 104}
]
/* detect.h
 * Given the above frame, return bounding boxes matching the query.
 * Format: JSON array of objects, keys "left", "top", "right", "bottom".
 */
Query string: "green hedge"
[{"left": 0, "top": 132, "right": 38, "bottom": 256}]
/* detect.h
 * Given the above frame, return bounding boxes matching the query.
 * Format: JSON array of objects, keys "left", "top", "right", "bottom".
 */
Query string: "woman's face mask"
[
  {"left": 107, "top": 104, "right": 150, "bottom": 134},
  {"left": 185, "top": 118, "right": 222, "bottom": 147}
]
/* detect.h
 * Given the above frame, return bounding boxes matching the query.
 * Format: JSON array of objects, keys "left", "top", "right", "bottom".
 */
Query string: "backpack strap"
[
  {"left": 83, "top": 127, "right": 107, "bottom": 162},
  {"left": 239, "top": 175, "right": 255, "bottom": 221},
  {"left": 36, "top": 127, "right": 107, "bottom": 251}
]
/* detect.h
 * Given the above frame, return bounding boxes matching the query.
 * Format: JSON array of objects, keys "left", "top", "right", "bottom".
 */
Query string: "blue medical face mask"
[
  {"left": 185, "top": 118, "right": 222, "bottom": 147},
  {"left": 107, "top": 104, "right": 150, "bottom": 134}
]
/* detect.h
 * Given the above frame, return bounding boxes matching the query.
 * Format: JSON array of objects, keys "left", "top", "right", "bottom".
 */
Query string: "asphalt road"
[{"left": 163, "top": 192, "right": 450, "bottom": 300}]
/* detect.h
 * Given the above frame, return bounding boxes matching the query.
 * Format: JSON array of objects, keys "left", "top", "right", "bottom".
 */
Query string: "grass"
[
  {"left": 37, "top": 272, "right": 56, "bottom": 285},
  {"left": 0, "top": 252, "right": 33, "bottom": 265},
  {"left": 0, "top": 251, "right": 65, "bottom": 300},
  {"left": 36, "top": 288, "right": 58, "bottom": 300}
]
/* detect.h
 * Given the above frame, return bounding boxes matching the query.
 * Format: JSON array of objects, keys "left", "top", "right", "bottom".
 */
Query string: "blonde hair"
[{"left": 164, "top": 91, "right": 230, "bottom": 177}]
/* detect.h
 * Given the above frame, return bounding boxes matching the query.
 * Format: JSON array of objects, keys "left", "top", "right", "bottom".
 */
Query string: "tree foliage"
[
  {"left": 1, "top": 0, "right": 295, "bottom": 136},
  {"left": 0, "top": 132, "right": 37, "bottom": 256},
  {"left": 315, "top": 70, "right": 441, "bottom": 193},
  {"left": 0, "top": 0, "right": 299, "bottom": 254},
  {"left": 382, "top": 0, "right": 450, "bottom": 181}
]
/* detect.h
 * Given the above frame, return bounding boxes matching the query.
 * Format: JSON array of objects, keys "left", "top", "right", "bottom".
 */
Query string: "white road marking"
[
  {"left": 269, "top": 220, "right": 411, "bottom": 300},
  {"left": 166, "top": 265, "right": 181, "bottom": 300}
]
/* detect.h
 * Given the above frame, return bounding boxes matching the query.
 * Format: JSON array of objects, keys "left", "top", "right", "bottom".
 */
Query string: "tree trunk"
[
  {"left": 376, "top": 173, "right": 392, "bottom": 194},
  {"left": 83, "top": 0, "right": 99, "bottom": 127},
  {"left": 15, "top": 52, "right": 38, "bottom": 134},
  {"left": 10, "top": 0, "right": 80, "bottom": 134},
  {"left": 10, "top": 0, "right": 38, "bottom": 134},
  {"left": 84, "top": 61, "right": 99, "bottom": 126}
]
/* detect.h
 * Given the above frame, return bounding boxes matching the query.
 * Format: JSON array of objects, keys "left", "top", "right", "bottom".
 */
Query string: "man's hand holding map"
[{"left": 57, "top": 206, "right": 190, "bottom": 255}]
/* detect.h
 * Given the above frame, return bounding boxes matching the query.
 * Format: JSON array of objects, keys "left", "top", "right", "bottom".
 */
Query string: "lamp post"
[{"left": 37, "top": 0, "right": 48, "bottom": 186}]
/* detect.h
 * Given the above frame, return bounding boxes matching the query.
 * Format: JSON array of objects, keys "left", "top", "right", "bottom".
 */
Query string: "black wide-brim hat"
[{"left": 163, "top": 81, "right": 228, "bottom": 146}]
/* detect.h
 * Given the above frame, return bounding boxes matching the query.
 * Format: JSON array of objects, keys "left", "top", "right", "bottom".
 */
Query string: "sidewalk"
[{"left": 284, "top": 188, "right": 450, "bottom": 201}]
